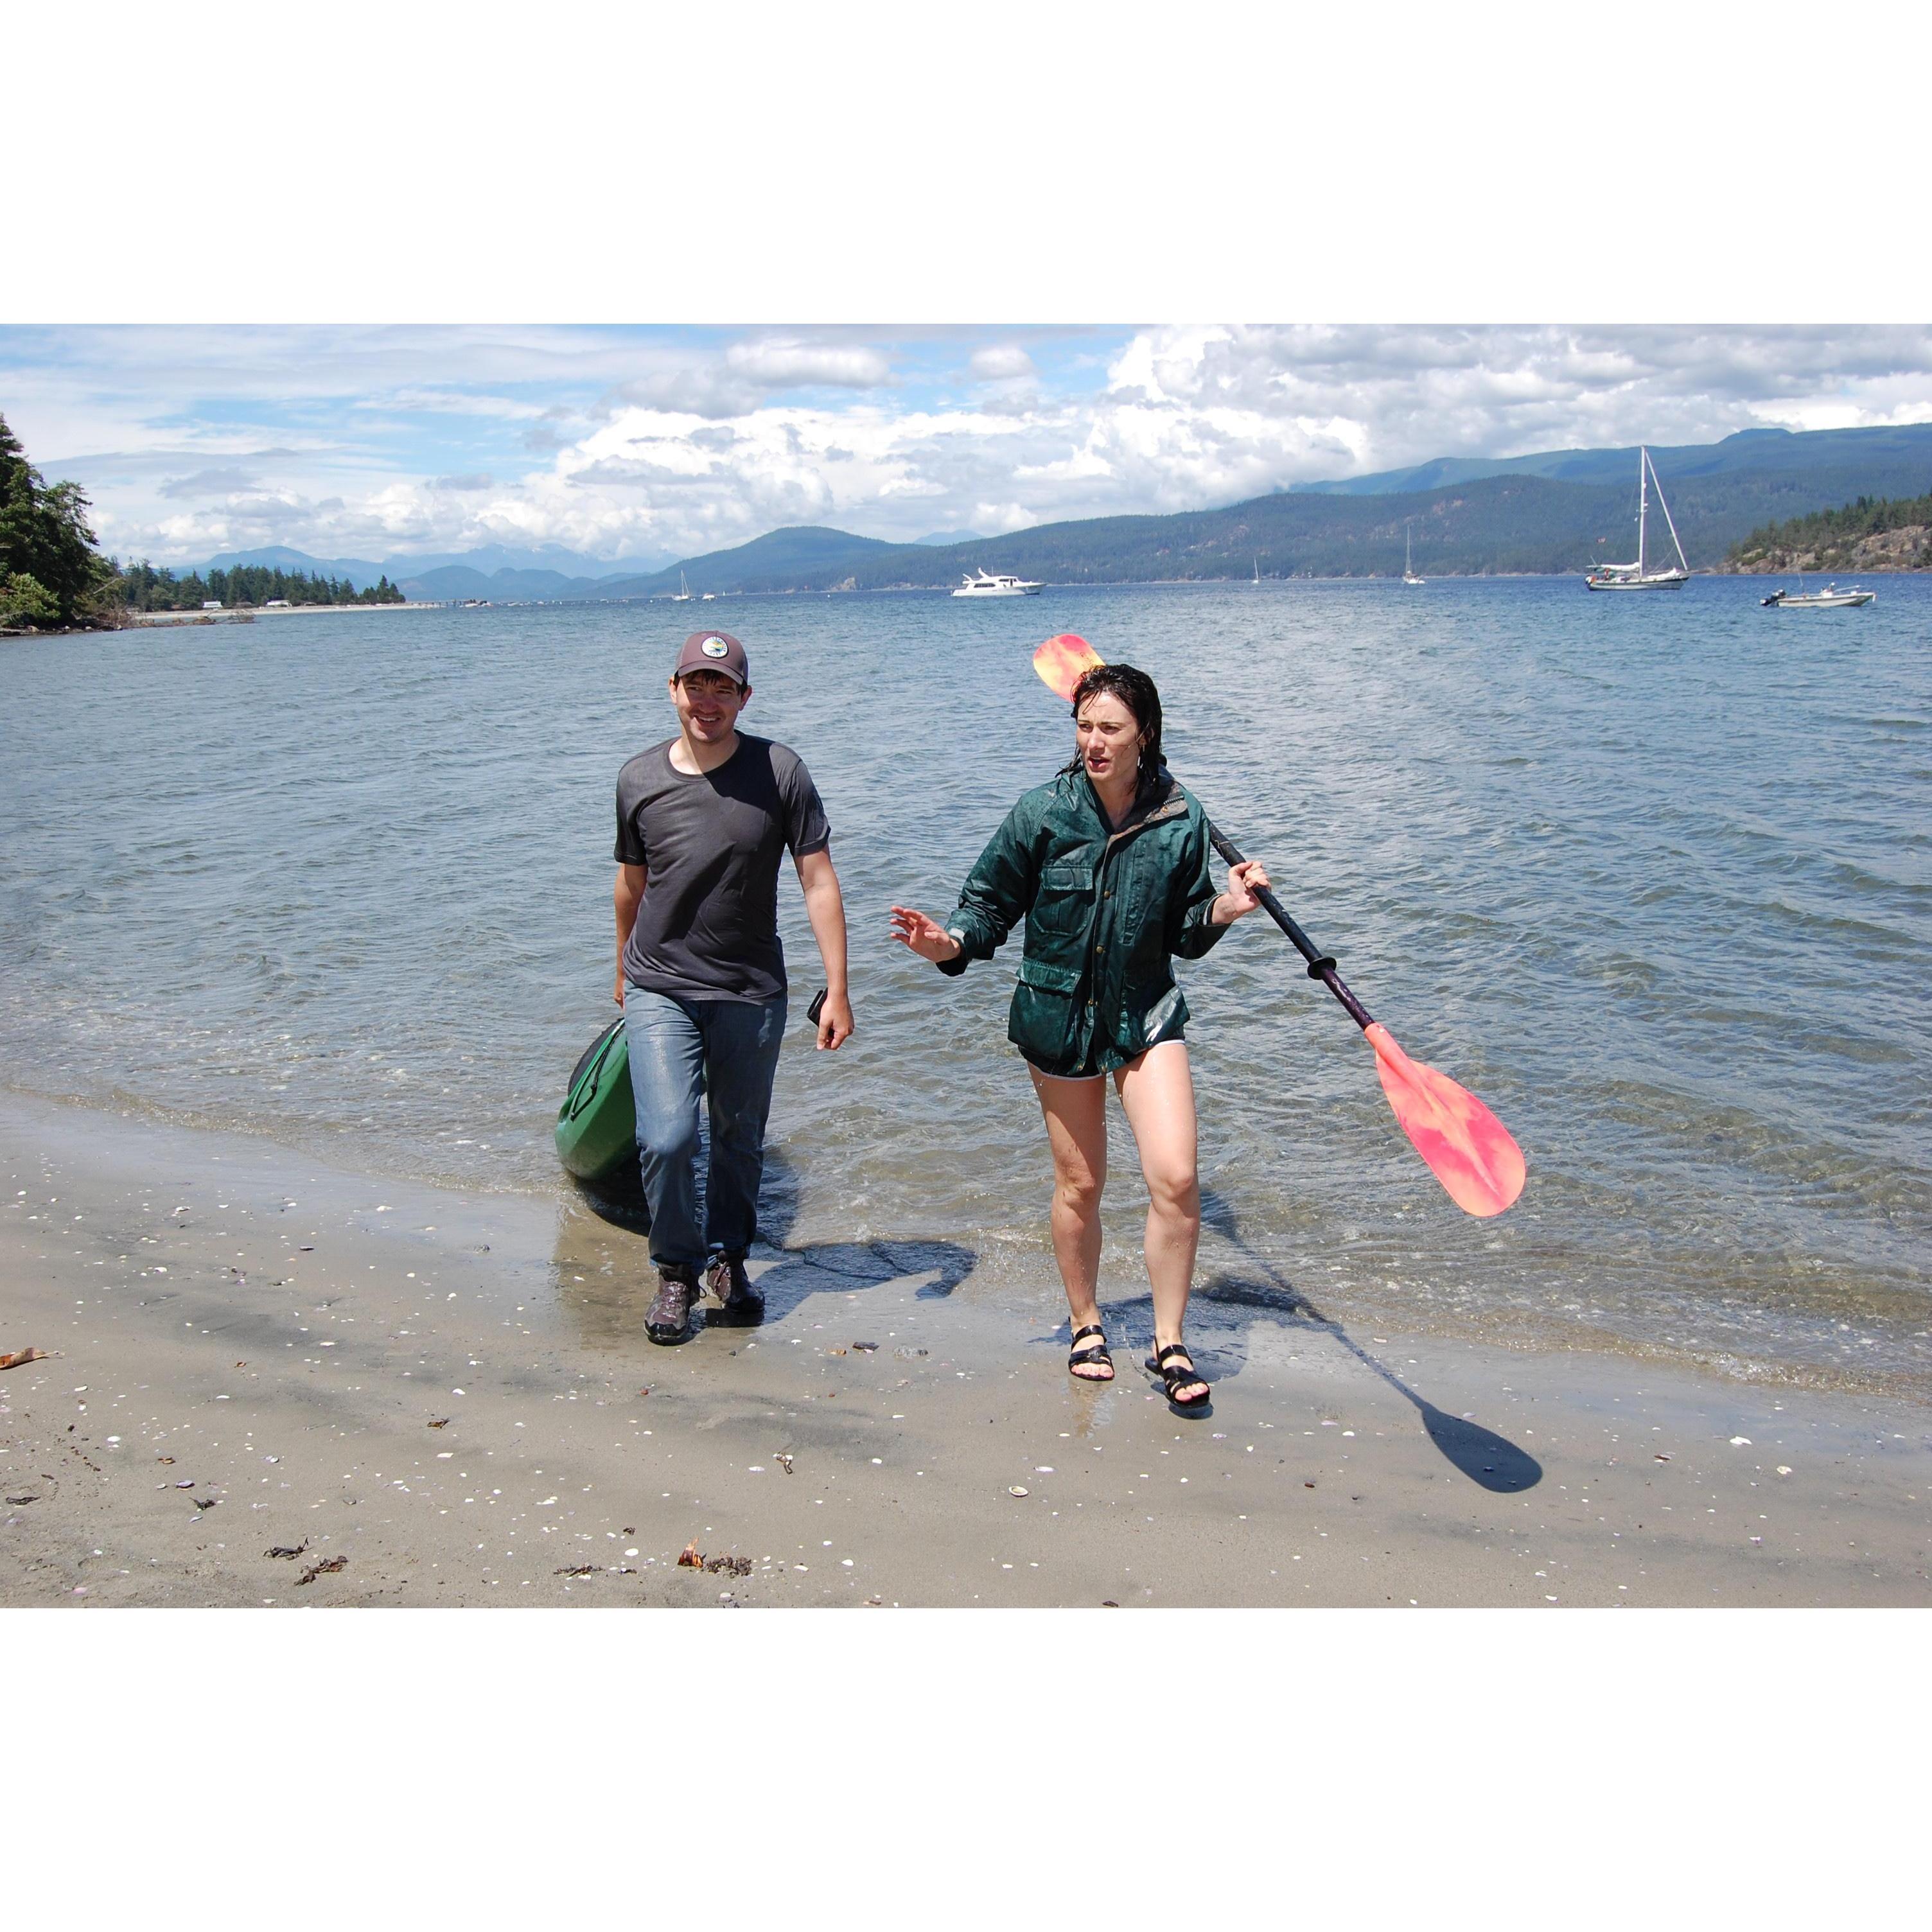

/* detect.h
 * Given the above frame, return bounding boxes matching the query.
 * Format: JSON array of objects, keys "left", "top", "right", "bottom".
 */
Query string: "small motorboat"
[{"left": 1761, "top": 583, "right": 1875, "bottom": 608}]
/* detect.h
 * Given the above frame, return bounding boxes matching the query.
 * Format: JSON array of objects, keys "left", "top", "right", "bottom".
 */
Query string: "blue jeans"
[{"left": 623, "top": 986, "right": 787, "bottom": 1274}]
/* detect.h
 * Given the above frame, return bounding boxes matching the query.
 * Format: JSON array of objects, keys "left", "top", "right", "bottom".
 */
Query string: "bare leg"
[
  {"left": 1028, "top": 1067, "right": 1113, "bottom": 1380},
  {"left": 1114, "top": 1041, "right": 1207, "bottom": 1401}
]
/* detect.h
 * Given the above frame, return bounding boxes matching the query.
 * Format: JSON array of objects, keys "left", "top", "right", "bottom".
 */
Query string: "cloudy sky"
[{"left": 6, "top": 324, "right": 1932, "bottom": 569}]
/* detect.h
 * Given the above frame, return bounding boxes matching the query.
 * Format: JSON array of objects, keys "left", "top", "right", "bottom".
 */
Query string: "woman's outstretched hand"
[
  {"left": 1215, "top": 858, "right": 1271, "bottom": 924},
  {"left": 890, "top": 905, "right": 963, "bottom": 963}
]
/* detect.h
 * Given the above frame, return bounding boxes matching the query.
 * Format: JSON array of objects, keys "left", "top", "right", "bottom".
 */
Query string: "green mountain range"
[{"left": 1287, "top": 423, "right": 1932, "bottom": 496}]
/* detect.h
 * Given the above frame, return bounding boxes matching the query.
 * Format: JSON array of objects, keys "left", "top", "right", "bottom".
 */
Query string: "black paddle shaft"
[{"left": 1206, "top": 821, "right": 1376, "bottom": 1033}]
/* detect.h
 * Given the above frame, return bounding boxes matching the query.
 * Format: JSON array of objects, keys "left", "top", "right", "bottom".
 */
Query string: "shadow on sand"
[
  {"left": 553, "top": 1145, "right": 976, "bottom": 1348},
  {"left": 1167, "top": 1186, "right": 1542, "bottom": 1495},
  {"left": 552, "top": 1142, "right": 1532, "bottom": 1492}
]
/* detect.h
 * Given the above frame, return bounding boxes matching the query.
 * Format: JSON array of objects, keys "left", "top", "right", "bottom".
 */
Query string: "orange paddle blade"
[
  {"left": 1362, "top": 1023, "right": 1525, "bottom": 1217},
  {"left": 1033, "top": 633, "right": 1105, "bottom": 701}
]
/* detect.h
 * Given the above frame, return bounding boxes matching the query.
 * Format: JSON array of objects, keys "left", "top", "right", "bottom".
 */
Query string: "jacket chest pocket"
[{"left": 1026, "top": 860, "right": 1095, "bottom": 935}]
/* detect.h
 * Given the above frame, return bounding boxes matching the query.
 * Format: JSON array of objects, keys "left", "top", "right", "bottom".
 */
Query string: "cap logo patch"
[{"left": 701, "top": 637, "right": 728, "bottom": 658}]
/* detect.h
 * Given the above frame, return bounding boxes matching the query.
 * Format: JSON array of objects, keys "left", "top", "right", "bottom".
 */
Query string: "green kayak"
[{"left": 554, "top": 1015, "right": 637, "bottom": 1182}]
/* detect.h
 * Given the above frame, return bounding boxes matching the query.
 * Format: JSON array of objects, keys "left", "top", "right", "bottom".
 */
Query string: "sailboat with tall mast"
[
  {"left": 1403, "top": 520, "right": 1425, "bottom": 585},
  {"left": 1585, "top": 446, "right": 1689, "bottom": 590}
]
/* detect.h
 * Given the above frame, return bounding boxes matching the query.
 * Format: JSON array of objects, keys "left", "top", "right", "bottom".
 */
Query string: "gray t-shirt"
[{"left": 614, "top": 733, "right": 830, "bottom": 1003}]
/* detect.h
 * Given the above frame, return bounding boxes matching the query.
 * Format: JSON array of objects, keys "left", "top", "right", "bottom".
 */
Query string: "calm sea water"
[{"left": 4, "top": 580, "right": 1928, "bottom": 1391}]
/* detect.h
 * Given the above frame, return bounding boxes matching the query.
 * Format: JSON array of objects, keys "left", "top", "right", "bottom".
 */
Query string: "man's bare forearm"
[{"left": 802, "top": 874, "right": 848, "bottom": 995}]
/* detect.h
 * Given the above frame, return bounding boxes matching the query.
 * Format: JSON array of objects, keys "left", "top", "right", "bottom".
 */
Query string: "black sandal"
[
  {"left": 1067, "top": 1322, "right": 1114, "bottom": 1382},
  {"left": 1149, "top": 1341, "right": 1210, "bottom": 1410}
]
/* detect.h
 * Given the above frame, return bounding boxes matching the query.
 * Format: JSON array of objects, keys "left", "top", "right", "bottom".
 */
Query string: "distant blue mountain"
[
  {"left": 200, "top": 541, "right": 674, "bottom": 593},
  {"left": 590, "top": 525, "right": 899, "bottom": 599},
  {"left": 204, "top": 545, "right": 387, "bottom": 584},
  {"left": 392, "top": 564, "right": 612, "bottom": 602},
  {"left": 387, "top": 543, "right": 673, "bottom": 579},
  {"left": 378, "top": 527, "right": 896, "bottom": 604}
]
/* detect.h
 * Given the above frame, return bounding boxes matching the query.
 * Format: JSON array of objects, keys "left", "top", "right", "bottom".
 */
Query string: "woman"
[{"left": 889, "top": 662, "right": 1269, "bottom": 1410}]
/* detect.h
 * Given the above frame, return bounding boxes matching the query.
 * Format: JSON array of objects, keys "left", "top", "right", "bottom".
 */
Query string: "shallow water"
[{"left": 4, "top": 579, "right": 1929, "bottom": 1390}]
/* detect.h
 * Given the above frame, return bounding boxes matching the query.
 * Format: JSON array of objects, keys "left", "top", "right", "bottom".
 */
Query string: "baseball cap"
[{"left": 672, "top": 630, "right": 750, "bottom": 688}]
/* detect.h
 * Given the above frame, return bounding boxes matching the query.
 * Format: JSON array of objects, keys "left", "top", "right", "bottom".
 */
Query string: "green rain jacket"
[{"left": 936, "top": 764, "right": 1229, "bottom": 1075}]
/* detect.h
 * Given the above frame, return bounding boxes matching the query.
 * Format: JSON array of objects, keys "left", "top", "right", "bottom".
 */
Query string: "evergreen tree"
[
  {"left": 1, "top": 572, "right": 60, "bottom": 624},
  {"left": 0, "top": 410, "right": 114, "bottom": 625}
]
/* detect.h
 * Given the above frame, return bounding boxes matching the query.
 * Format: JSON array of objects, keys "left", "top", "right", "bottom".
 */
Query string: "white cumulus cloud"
[
  {"left": 969, "top": 344, "right": 1035, "bottom": 382},
  {"left": 723, "top": 340, "right": 893, "bottom": 389}
]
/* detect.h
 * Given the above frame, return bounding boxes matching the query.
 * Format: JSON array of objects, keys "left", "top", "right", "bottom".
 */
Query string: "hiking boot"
[
  {"left": 704, "top": 1251, "right": 764, "bottom": 1326},
  {"left": 645, "top": 1265, "right": 698, "bottom": 1345}
]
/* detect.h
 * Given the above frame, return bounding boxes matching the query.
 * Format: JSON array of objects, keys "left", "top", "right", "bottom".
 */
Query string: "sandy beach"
[{"left": 3, "top": 1089, "right": 1926, "bottom": 1610}]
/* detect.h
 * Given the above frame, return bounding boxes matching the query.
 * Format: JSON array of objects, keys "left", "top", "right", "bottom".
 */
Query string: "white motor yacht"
[
  {"left": 951, "top": 569, "right": 1042, "bottom": 597},
  {"left": 1585, "top": 446, "right": 1690, "bottom": 590}
]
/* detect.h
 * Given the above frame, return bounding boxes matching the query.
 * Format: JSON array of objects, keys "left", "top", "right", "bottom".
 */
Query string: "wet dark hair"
[{"left": 1064, "top": 661, "right": 1165, "bottom": 801}]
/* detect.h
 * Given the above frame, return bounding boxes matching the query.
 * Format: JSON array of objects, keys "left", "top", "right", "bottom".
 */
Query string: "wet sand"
[{"left": 3, "top": 1091, "right": 1928, "bottom": 1608}]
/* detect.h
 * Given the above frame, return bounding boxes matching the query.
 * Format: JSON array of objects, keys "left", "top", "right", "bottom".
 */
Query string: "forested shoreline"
[
  {"left": 117, "top": 561, "right": 403, "bottom": 610},
  {"left": 4, "top": 410, "right": 404, "bottom": 631},
  {"left": 1719, "top": 490, "right": 1932, "bottom": 573}
]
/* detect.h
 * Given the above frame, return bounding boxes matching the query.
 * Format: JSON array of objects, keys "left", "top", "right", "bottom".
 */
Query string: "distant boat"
[
  {"left": 700, "top": 591, "right": 716, "bottom": 602},
  {"left": 1761, "top": 583, "right": 1874, "bottom": 608},
  {"left": 1585, "top": 446, "right": 1689, "bottom": 590},
  {"left": 1253, "top": 554, "right": 1261, "bottom": 584},
  {"left": 1403, "top": 521, "right": 1425, "bottom": 586},
  {"left": 671, "top": 572, "right": 693, "bottom": 603},
  {"left": 951, "top": 569, "right": 1042, "bottom": 598}
]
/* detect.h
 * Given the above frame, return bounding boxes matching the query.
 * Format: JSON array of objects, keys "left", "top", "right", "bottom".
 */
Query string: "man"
[{"left": 613, "top": 630, "right": 853, "bottom": 1344}]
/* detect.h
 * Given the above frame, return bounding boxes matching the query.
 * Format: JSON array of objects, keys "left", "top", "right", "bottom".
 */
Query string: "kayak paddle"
[{"left": 1032, "top": 632, "right": 1526, "bottom": 1218}]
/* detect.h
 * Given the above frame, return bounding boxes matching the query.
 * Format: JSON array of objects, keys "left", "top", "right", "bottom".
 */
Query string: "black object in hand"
[{"left": 807, "top": 987, "right": 827, "bottom": 1026}]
